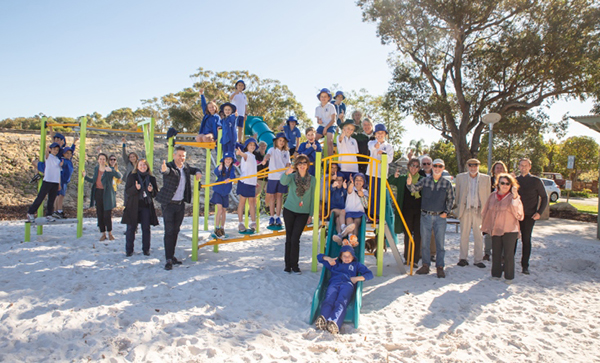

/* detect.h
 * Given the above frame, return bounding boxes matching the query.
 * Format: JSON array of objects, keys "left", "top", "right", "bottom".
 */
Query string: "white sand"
[{"left": 1, "top": 217, "right": 599, "bottom": 362}]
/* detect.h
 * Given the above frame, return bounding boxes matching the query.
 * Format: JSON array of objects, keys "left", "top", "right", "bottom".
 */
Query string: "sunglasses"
[
  {"left": 499, "top": 181, "right": 511, "bottom": 186},
  {"left": 422, "top": 162, "right": 431, "bottom": 166},
  {"left": 297, "top": 161, "right": 308, "bottom": 165},
  {"left": 110, "top": 158, "right": 117, "bottom": 161},
  {"left": 433, "top": 164, "right": 444, "bottom": 168},
  {"left": 468, "top": 164, "right": 478, "bottom": 167}
]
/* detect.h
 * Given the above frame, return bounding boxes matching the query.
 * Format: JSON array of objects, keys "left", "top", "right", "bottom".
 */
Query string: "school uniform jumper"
[
  {"left": 211, "top": 165, "right": 236, "bottom": 208},
  {"left": 198, "top": 94, "right": 221, "bottom": 141},
  {"left": 317, "top": 246, "right": 373, "bottom": 328},
  {"left": 220, "top": 114, "right": 237, "bottom": 154},
  {"left": 297, "top": 141, "right": 322, "bottom": 176}
]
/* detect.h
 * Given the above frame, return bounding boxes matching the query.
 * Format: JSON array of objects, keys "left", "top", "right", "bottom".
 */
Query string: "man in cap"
[
  {"left": 406, "top": 158, "right": 455, "bottom": 278},
  {"left": 453, "top": 158, "right": 491, "bottom": 268}
]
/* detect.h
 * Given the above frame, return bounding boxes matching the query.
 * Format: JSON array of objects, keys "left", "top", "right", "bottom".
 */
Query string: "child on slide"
[
  {"left": 330, "top": 175, "right": 353, "bottom": 244},
  {"left": 316, "top": 245, "right": 373, "bottom": 334},
  {"left": 344, "top": 173, "right": 369, "bottom": 247}
]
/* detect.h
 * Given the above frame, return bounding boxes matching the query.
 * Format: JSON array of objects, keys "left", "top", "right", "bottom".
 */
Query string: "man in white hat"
[
  {"left": 453, "top": 158, "right": 491, "bottom": 268},
  {"left": 406, "top": 158, "right": 454, "bottom": 278}
]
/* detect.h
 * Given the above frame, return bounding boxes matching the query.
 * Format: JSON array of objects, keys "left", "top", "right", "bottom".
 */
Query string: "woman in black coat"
[{"left": 121, "top": 159, "right": 159, "bottom": 256}]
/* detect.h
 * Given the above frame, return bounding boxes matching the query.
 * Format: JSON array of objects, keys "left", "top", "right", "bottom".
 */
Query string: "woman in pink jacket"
[{"left": 481, "top": 173, "right": 524, "bottom": 282}]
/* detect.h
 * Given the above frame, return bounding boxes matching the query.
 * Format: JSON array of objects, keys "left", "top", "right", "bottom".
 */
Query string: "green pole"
[
  {"left": 214, "top": 129, "right": 222, "bottom": 253},
  {"left": 37, "top": 116, "right": 48, "bottom": 236},
  {"left": 311, "top": 152, "right": 322, "bottom": 272},
  {"left": 77, "top": 117, "right": 87, "bottom": 238},
  {"left": 203, "top": 147, "right": 211, "bottom": 231},
  {"left": 192, "top": 176, "right": 200, "bottom": 261},
  {"left": 256, "top": 194, "right": 261, "bottom": 233},
  {"left": 376, "top": 154, "right": 388, "bottom": 277},
  {"left": 244, "top": 200, "right": 249, "bottom": 228},
  {"left": 149, "top": 117, "right": 155, "bottom": 169}
]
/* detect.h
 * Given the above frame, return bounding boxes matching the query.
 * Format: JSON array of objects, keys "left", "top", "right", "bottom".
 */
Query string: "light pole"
[{"left": 482, "top": 113, "right": 502, "bottom": 175}]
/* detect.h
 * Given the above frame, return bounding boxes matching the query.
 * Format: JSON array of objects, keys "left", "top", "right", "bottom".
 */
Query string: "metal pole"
[
  {"left": 488, "top": 123, "right": 493, "bottom": 175},
  {"left": 77, "top": 117, "right": 87, "bottom": 238},
  {"left": 37, "top": 117, "right": 47, "bottom": 236}
]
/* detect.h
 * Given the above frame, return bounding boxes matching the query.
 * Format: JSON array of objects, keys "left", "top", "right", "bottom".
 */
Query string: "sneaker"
[
  {"left": 29, "top": 173, "right": 41, "bottom": 184},
  {"left": 504, "top": 279, "right": 513, "bottom": 285},
  {"left": 332, "top": 234, "right": 343, "bottom": 244},
  {"left": 437, "top": 267, "right": 446, "bottom": 278},
  {"left": 59, "top": 211, "right": 66, "bottom": 219},
  {"left": 275, "top": 217, "right": 283, "bottom": 226},
  {"left": 26, "top": 214, "right": 36, "bottom": 223},
  {"left": 284, "top": 267, "right": 292, "bottom": 274},
  {"left": 143, "top": 251, "right": 150, "bottom": 256},
  {"left": 108, "top": 232, "right": 115, "bottom": 241},
  {"left": 126, "top": 252, "right": 133, "bottom": 257},
  {"left": 219, "top": 228, "right": 226, "bottom": 237},
  {"left": 52, "top": 211, "right": 62, "bottom": 219},
  {"left": 172, "top": 257, "right": 183, "bottom": 265},
  {"left": 269, "top": 217, "right": 275, "bottom": 226},
  {"left": 483, "top": 254, "right": 490, "bottom": 261},
  {"left": 165, "top": 260, "right": 173, "bottom": 271},
  {"left": 326, "top": 320, "right": 339, "bottom": 334},
  {"left": 522, "top": 268, "right": 530, "bottom": 275},
  {"left": 315, "top": 315, "right": 327, "bottom": 330},
  {"left": 341, "top": 224, "right": 355, "bottom": 237},
  {"left": 45, "top": 215, "right": 56, "bottom": 222},
  {"left": 99, "top": 233, "right": 107, "bottom": 241},
  {"left": 292, "top": 267, "right": 302, "bottom": 275},
  {"left": 474, "top": 262, "right": 486, "bottom": 268},
  {"left": 416, "top": 265, "right": 430, "bottom": 275},
  {"left": 238, "top": 223, "right": 246, "bottom": 233},
  {"left": 457, "top": 259, "right": 469, "bottom": 267}
]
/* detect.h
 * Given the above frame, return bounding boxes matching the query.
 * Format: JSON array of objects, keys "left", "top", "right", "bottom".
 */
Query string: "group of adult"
[{"left": 390, "top": 156, "right": 547, "bottom": 281}]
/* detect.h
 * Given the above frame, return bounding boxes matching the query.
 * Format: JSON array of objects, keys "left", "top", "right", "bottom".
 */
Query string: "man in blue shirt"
[{"left": 406, "top": 158, "right": 455, "bottom": 278}]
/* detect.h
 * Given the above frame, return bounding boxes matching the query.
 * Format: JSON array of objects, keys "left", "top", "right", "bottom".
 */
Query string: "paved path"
[{"left": 558, "top": 196, "right": 598, "bottom": 207}]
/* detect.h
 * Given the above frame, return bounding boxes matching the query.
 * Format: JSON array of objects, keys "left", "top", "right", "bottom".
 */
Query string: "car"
[
  {"left": 541, "top": 178, "right": 561, "bottom": 202},
  {"left": 542, "top": 172, "right": 566, "bottom": 188},
  {"left": 441, "top": 170, "right": 454, "bottom": 183}
]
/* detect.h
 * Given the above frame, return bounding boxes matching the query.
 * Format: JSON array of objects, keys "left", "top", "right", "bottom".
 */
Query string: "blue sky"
[{"left": 1, "top": 0, "right": 597, "bottom": 149}]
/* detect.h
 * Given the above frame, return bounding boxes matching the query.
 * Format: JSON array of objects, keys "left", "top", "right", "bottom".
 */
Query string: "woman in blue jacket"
[{"left": 315, "top": 245, "right": 373, "bottom": 334}]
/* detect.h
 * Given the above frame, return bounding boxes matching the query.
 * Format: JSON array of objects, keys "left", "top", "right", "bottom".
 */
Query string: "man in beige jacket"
[{"left": 453, "top": 158, "right": 491, "bottom": 268}]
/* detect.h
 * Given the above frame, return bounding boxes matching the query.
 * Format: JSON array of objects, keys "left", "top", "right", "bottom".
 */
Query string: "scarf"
[
  {"left": 136, "top": 171, "right": 152, "bottom": 205},
  {"left": 410, "top": 173, "right": 421, "bottom": 199},
  {"left": 496, "top": 191, "right": 508, "bottom": 201},
  {"left": 294, "top": 172, "right": 311, "bottom": 198}
]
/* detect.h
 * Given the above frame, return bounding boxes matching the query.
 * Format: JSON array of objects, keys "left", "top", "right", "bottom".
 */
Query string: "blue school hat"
[
  {"left": 235, "top": 79, "right": 246, "bottom": 90},
  {"left": 334, "top": 91, "right": 345, "bottom": 100},
  {"left": 352, "top": 172, "right": 366, "bottom": 184},
  {"left": 53, "top": 133, "right": 65, "bottom": 142},
  {"left": 220, "top": 151, "right": 235, "bottom": 163},
  {"left": 339, "top": 245, "right": 356, "bottom": 259},
  {"left": 316, "top": 88, "right": 332, "bottom": 101},
  {"left": 220, "top": 102, "right": 237, "bottom": 113},
  {"left": 374, "top": 124, "right": 388, "bottom": 134},
  {"left": 49, "top": 142, "right": 61, "bottom": 149},
  {"left": 286, "top": 116, "right": 298, "bottom": 125},
  {"left": 273, "top": 132, "right": 289, "bottom": 142},
  {"left": 62, "top": 147, "right": 73, "bottom": 154},
  {"left": 243, "top": 138, "right": 258, "bottom": 151}
]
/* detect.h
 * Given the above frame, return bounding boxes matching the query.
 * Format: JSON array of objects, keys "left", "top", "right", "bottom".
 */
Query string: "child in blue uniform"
[
  {"left": 331, "top": 91, "right": 346, "bottom": 127},
  {"left": 219, "top": 103, "right": 237, "bottom": 155},
  {"left": 236, "top": 138, "right": 258, "bottom": 233},
  {"left": 27, "top": 143, "right": 63, "bottom": 222},
  {"left": 196, "top": 88, "right": 221, "bottom": 143},
  {"left": 54, "top": 147, "right": 74, "bottom": 218},
  {"left": 297, "top": 127, "right": 322, "bottom": 176},
  {"left": 330, "top": 175, "right": 355, "bottom": 244},
  {"left": 316, "top": 245, "right": 373, "bottom": 334},
  {"left": 279, "top": 116, "right": 302, "bottom": 156},
  {"left": 211, "top": 152, "right": 235, "bottom": 237}
]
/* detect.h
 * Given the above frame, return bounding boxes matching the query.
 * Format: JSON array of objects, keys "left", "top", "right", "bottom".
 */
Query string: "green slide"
[{"left": 309, "top": 216, "right": 367, "bottom": 329}]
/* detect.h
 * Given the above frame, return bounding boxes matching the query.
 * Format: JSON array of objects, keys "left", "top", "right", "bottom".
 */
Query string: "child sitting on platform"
[
  {"left": 315, "top": 245, "right": 373, "bottom": 334},
  {"left": 236, "top": 138, "right": 258, "bottom": 233},
  {"left": 196, "top": 88, "right": 221, "bottom": 143},
  {"left": 211, "top": 152, "right": 235, "bottom": 237}
]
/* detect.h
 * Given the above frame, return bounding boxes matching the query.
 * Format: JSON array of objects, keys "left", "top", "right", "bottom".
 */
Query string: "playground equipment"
[
  {"left": 24, "top": 117, "right": 158, "bottom": 242},
  {"left": 245, "top": 116, "right": 276, "bottom": 150}
]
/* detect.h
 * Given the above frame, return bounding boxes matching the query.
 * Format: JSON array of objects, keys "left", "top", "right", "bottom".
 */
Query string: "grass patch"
[{"left": 551, "top": 201, "right": 598, "bottom": 214}]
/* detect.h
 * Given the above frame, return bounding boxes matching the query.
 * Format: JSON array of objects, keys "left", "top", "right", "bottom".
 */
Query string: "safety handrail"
[{"left": 386, "top": 180, "right": 416, "bottom": 275}]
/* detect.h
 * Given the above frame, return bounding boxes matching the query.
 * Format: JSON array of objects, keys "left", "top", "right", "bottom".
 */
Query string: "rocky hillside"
[{"left": 0, "top": 130, "right": 213, "bottom": 220}]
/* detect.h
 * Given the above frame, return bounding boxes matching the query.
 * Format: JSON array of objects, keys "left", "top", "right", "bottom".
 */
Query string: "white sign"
[
  {"left": 567, "top": 156, "right": 575, "bottom": 169},
  {"left": 565, "top": 180, "right": 572, "bottom": 190}
]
